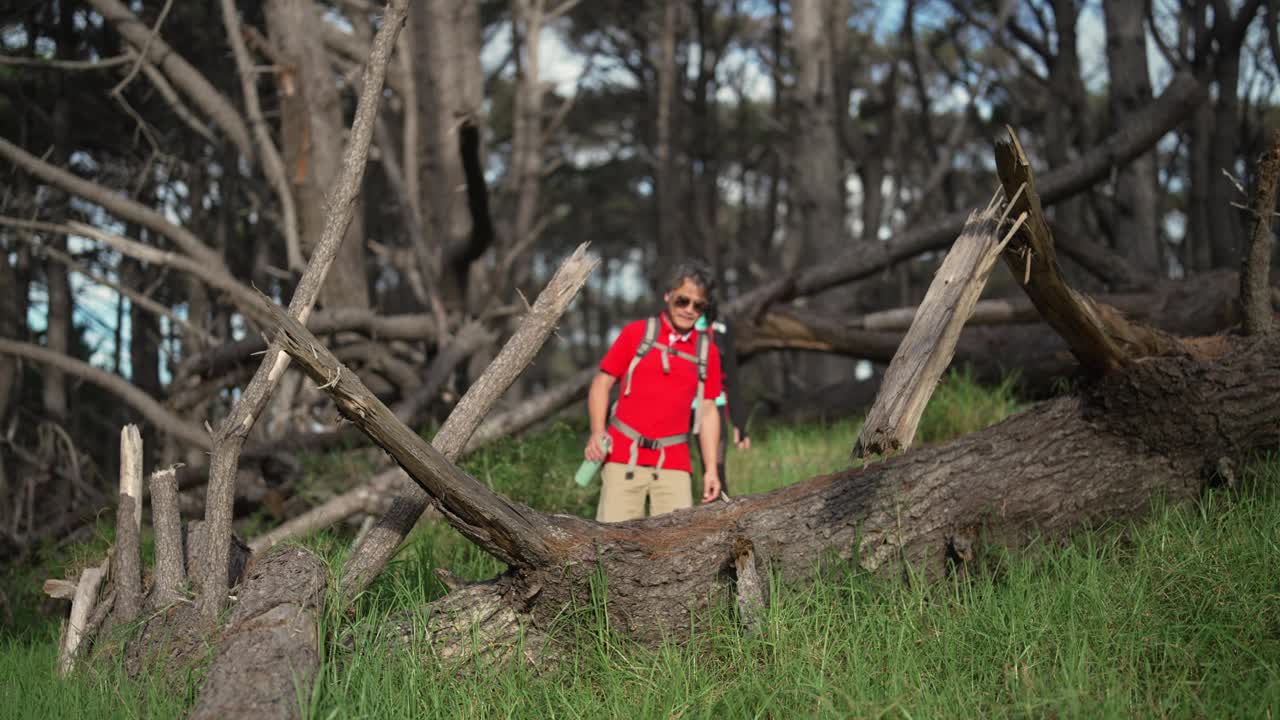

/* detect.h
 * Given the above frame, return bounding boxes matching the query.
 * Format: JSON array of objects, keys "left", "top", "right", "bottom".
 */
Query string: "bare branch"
[
  {"left": 219, "top": 0, "right": 304, "bottom": 272},
  {"left": 726, "top": 72, "right": 1207, "bottom": 317},
  {"left": 0, "top": 54, "right": 131, "bottom": 70},
  {"left": 0, "top": 338, "right": 211, "bottom": 450},
  {"left": 111, "top": 0, "right": 176, "bottom": 96},
  {"left": 0, "top": 139, "right": 224, "bottom": 270},
  {"left": 341, "top": 244, "right": 597, "bottom": 595},
  {"left": 85, "top": 0, "right": 254, "bottom": 160},
  {"left": 268, "top": 297, "right": 554, "bottom": 567},
  {"left": 855, "top": 204, "right": 1016, "bottom": 458},
  {"left": 994, "top": 128, "right": 1192, "bottom": 373},
  {"left": 197, "top": 0, "right": 410, "bottom": 619},
  {"left": 129, "top": 50, "right": 219, "bottom": 145},
  {"left": 28, "top": 237, "right": 217, "bottom": 346}
]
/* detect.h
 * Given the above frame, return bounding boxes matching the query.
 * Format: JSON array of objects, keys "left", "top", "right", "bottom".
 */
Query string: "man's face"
[{"left": 664, "top": 279, "right": 707, "bottom": 334}]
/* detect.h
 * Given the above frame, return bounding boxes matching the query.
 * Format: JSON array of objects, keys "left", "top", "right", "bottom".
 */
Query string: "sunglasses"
[{"left": 671, "top": 295, "right": 708, "bottom": 313}]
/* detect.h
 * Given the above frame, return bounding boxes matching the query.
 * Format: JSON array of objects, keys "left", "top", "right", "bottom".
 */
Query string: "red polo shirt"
[{"left": 599, "top": 313, "right": 722, "bottom": 473}]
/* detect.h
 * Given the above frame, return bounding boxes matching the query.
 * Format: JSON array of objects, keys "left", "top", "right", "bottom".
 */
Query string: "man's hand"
[
  {"left": 585, "top": 433, "right": 609, "bottom": 462},
  {"left": 733, "top": 426, "right": 751, "bottom": 451},
  {"left": 701, "top": 468, "right": 721, "bottom": 503}
]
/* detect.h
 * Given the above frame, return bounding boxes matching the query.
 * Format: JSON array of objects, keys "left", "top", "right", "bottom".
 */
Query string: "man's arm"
[
  {"left": 585, "top": 371, "right": 617, "bottom": 461},
  {"left": 698, "top": 397, "right": 721, "bottom": 502}
]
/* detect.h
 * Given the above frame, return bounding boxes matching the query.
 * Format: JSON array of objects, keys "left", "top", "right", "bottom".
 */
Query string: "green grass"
[{"left": 3, "top": 371, "right": 1278, "bottom": 718}]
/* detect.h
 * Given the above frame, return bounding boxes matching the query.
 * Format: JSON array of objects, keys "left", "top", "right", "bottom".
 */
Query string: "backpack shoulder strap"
[
  {"left": 622, "top": 317, "right": 660, "bottom": 396},
  {"left": 691, "top": 332, "right": 711, "bottom": 434}
]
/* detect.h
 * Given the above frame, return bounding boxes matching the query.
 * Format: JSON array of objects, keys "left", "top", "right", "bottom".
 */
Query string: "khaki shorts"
[{"left": 595, "top": 462, "right": 693, "bottom": 522}]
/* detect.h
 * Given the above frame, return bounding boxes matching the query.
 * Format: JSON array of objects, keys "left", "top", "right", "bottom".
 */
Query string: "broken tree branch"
[
  {"left": 85, "top": 0, "right": 254, "bottom": 159},
  {"left": 994, "top": 127, "right": 1191, "bottom": 374},
  {"left": 219, "top": 0, "right": 304, "bottom": 272},
  {"left": 0, "top": 139, "right": 224, "bottom": 270},
  {"left": 854, "top": 202, "right": 1022, "bottom": 457},
  {"left": 197, "top": 0, "right": 409, "bottom": 619},
  {"left": 268, "top": 299, "right": 554, "bottom": 568},
  {"left": 340, "top": 244, "right": 597, "bottom": 595},
  {"left": 58, "top": 558, "right": 108, "bottom": 675},
  {"left": 148, "top": 467, "right": 185, "bottom": 608},
  {"left": 110, "top": 426, "right": 144, "bottom": 628}
]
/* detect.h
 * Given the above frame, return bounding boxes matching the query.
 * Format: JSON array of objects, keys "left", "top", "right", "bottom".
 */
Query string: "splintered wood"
[{"left": 853, "top": 196, "right": 1025, "bottom": 459}]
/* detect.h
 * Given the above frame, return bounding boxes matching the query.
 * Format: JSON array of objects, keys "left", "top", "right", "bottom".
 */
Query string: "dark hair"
[{"left": 665, "top": 259, "right": 716, "bottom": 300}]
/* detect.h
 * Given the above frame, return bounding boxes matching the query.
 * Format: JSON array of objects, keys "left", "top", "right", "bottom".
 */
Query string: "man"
[{"left": 584, "top": 262, "right": 722, "bottom": 522}]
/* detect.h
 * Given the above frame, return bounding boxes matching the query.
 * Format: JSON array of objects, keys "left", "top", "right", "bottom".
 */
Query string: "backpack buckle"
[{"left": 636, "top": 436, "right": 660, "bottom": 450}]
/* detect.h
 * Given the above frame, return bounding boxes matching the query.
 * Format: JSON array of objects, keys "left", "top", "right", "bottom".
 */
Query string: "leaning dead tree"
[{"left": 248, "top": 126, "right": 1278, "bottom": 663}]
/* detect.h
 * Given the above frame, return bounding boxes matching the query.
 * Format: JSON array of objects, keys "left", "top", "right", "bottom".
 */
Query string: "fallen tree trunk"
[
  {"left": 287, "top": 322, "right": 1280, "bottom": 651},
  {"left": 270, "top": 263, "right": 1280, "bottom": 651},
  {"left": 739, "top": 269, "right": 1267, "bottom": 395}
]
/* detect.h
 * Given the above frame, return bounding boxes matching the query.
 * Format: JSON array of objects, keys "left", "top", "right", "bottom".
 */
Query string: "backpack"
[
  {"left": 620, "top": 316, "right": 712, "bottom": 434},
  {"left": 608, "top": 316, "right": 711, "bottom": 474}
]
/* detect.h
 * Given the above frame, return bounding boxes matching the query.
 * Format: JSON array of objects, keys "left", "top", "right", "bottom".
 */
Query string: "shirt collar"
[{"left": 661, "top": 312, "right": 693, "bottom": 344}]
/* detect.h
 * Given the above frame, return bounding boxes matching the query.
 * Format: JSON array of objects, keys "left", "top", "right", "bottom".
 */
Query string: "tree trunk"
[
  {"left": 410, "top": 0, "right": 485, "bottom": 306},
  {"left": 654, "top": 0, "right": 683, "bottom": 262},
  {"left": 1042, "top": 0, "right": 1091, "bottom": 246},
  {"left": 784, "top": 0, "right": 846, "bottom": 276},
  {"left": 787, "top": 0, "right": 854, "bottom": 390},
  {"left": 265, "top": 0, "right": 370, "bottom": 310},
  {"left": 1103, "top": 0, "right": 1161, "bottom": 274},
  {"left": 1206, "top": 20, "right": 1245, "bottom": 268}
]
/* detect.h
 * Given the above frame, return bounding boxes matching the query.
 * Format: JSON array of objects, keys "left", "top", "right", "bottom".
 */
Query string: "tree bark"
[{"left": 189, "top": 547, "right": 326, "bottom": 720}]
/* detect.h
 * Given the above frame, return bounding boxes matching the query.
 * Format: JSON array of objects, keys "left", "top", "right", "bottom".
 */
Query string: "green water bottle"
[{"left": 574, "top": 434, "right": 612, "bottom": 487}]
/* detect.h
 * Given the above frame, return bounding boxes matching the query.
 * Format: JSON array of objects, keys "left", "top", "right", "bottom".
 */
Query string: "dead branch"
[
  {"left": 725, "top": 72, "right": 1206, "bottom": 318},
  {"left": 110, "top": 426, "right": 144, "bottom": 628},
  {"left": 0, "top": 140, "right": 224, "bottom": 270},
  {"left": 128, "top": 49, "right": 219, "bottom": 146},
  {"left": 148, "top": 467, "right": 185, "bottom": 608},
  {"left": 340, "top": 245, "right": 597, "bottom": 595},
  {"left": 0, "top": 338, "right": 211, "bottom": 449},
  {"left": 85, "top": 0, "right": 254, "bottom": 159},
  {"left": 219, "top": 0, "right": 304, "bottom": 272},
  {"left": 59, "top": 558, "right": 108, "bottom": 675},
  {"left": 994, "top": 128, "right": 1192, "bottom": 373},
  {"left": 29, "top": 238, "right": 217, "bottom": 345},
  {"left": 243, "top": 367, "right": 594, "bottom": 555},
  {"left": 1241, "top": 129, "right": 1280, "bottom": 336},
  {"left": 855, "top": 202, "right": 1021, "bottom": 457},
  {"left": 178, "top": 309, "right": 440, "bottom": 382},
  {"left": 268, "top": 299, "right": 554, "bottom": 568},
  {"left": 197, "top": 0, "right": 409, "bottom": 619}
]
